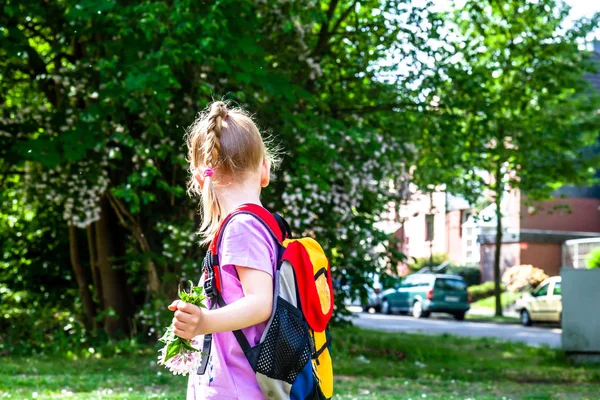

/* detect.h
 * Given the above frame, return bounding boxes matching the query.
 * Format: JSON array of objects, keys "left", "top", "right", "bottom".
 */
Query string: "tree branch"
[
  {"left": 313, "top": 0, "right": 340, "bottom": 59},
  {"left": 492, "top": 0, "right": 515, "bottom": 46},
  {"left": 333, "top": 102, "right": 427, "bottom": 115},
  {"left": 330, "top": 0, "right": 359, "bottom": 36},
  {"left": 6, "top": 24, "right": 59, "bottom": 107},
  {"left": 22, "top": 22, "right": 54, "bottom": 44}
]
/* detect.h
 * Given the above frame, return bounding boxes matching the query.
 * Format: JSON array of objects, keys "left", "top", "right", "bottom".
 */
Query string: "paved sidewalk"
[{"left": 353, "top": 311, "right": 562, "bottom": 347}]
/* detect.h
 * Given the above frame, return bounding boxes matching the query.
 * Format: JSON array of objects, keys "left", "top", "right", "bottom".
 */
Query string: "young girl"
[{"left": 168, "top": 101, "right": 278, "bottom": 400}]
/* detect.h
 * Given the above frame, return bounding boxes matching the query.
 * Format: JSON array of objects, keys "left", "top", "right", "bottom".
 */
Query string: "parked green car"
[{"left": 380, "top": 273, "right": 471, "bottom": 320}]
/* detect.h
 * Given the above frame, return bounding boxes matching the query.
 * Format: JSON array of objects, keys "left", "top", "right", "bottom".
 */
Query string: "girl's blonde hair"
[{"left": 186, "top": 101, "right": 276, "bottom": 244}]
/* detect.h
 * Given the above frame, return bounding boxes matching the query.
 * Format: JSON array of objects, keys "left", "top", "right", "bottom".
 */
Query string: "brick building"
[{"left": 395, "top": 41, "right": 600, "bottom": 280}]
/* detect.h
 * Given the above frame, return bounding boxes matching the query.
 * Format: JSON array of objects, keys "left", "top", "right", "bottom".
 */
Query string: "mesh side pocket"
[{"left": 251, "top": 296, "right": 311, "bottom": 384}]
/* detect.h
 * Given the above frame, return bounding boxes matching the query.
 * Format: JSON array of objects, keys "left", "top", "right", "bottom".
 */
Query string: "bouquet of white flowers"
[{"left": 158, "top": 281, "right": 207, "bottom": 376}]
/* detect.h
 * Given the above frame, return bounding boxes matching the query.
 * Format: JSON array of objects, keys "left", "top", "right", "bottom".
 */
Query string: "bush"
[
  {"left": 585, "top": 248, "right": 600, "bottom": 269},
  {"left": 445, "top": 265, "right": 481, "bottom": 287},
  {"left": 409, "top": 253, "right": 450, "bottom": 271},
  {"left": 468, "top": 282, "right": 506, "bottom": 302},
  {"left": 502, "top": 265, "right": 549, "bottom": 292},
  {"left": 0, "top": 304, "right": 154, "bottom": 357},
  {"left": 0, "top": 282, "right": 172, "bottom": 357}
]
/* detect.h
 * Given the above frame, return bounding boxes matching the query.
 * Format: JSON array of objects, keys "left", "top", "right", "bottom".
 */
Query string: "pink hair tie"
[{"left": 203, "top": 168, "right": 214, "bottom": 178}]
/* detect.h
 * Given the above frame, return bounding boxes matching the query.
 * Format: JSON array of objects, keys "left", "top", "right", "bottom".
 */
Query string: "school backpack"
[{"left": 198, "top": 204, "right": 334, "bottom": 400}]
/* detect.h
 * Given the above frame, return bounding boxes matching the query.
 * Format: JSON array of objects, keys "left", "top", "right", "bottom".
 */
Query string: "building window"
[
  {"left": 461, "top": 216, "right": 480, "bottom": 264},
  {"left": 425, "top": 214, "right": 434, "bottom": 242}
]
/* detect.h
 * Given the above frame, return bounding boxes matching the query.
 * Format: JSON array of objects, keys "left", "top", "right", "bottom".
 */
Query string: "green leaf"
[
  {"left": 163, "top": 340, "right": 182, "bottom": 363},
  {"left": 158, "top": 325, "right": 175, "bottom": 344},
  {"left": 181, "top": 339, "right": 199, "bottom": 352}
]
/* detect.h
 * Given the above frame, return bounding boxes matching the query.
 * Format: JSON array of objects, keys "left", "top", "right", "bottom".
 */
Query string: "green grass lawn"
[
  {"left": 2, "top": 328, "right": 599, "bottom": 400},
  {"left": 465, "top": 313, "right": 520, "bottom": 323},
  {"left": 472, "top": 292, "right": 522, "bottom": 309}
]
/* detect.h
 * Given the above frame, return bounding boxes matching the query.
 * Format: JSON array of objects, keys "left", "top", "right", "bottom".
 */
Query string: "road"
[{"left": 353, "top": 311, "right": 562, "bottom": 348}]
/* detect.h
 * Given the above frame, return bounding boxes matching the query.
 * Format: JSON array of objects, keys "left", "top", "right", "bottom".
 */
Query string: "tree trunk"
[
  {"left": 95, "top": 197, "right": 135, "bottom": 337},
  {"left": 106, "top": 192, "right": 161, "bottom": 295},
  {"left": 86, "top": 223, "right": 104, "bottom": 312},
  {"left": 493, "top": 164, "right": 504, "bottom": 318},
  {"left": 68, "top": 225, "right": 97, "bottom": 330}
]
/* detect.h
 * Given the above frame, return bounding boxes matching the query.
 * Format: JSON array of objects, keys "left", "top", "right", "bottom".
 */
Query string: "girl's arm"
[{"left": 170, "top": 266, "right": 273, "bottom": 339}]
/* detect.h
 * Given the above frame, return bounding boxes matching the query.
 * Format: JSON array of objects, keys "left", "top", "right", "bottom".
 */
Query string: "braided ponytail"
[
  {"left": 197, "top": 102, "right": 227, "bottom": 240},
  {"left": 186, "top": 100, "right": 276, "bottom": 244}
]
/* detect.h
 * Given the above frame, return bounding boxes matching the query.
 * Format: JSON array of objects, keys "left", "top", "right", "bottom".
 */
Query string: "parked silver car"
[{"left": 514, "top": 276, "right": 562, "bottom": 326}]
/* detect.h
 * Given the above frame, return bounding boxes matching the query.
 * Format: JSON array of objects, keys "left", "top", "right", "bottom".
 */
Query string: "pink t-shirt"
[{"left": 187, "top": 213, "right": 278, "bottom": 400}]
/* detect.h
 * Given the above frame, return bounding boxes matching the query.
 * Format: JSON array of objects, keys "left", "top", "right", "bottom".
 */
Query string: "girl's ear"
[
  {"left": 194, "top": 171, "right": 205, "bottom": 189},
  {"left": 260, "top": 159, "right": 270, "bottom": 188}
]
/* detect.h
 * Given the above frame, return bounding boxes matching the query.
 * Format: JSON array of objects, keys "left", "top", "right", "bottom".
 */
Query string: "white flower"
[{"left": 158, "top": 336, "right": 204, "bottom": 376}]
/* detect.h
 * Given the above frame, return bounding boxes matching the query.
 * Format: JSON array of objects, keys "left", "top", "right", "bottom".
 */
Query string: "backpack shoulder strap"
[
  {"left": 203, "top": 204, "right": 287, "bottom": 356},
  {"left": 273, "top": 212, "right": 292, "bottom": 241},
  {"left": 209, "top": 203, "right": 286, "bottom": 257}
]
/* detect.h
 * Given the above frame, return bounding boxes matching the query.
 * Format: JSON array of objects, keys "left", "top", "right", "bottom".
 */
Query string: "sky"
[
  {"left": 431, "top": 0, "right": 600, "bottom": 39},
  {"left": 565, "top": 0, "right": 600, "bottom": 23},
  {"left": 565, "top": 0, "right": 600, "bottom": 40}
]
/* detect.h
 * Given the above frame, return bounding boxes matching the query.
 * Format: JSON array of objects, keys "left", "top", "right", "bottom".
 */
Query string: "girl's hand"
[
  {"left": 170, "top": 301, "right": 206, "bottom": 340},
  {"left": 166, "top": 267, "right": 273, "bottom": 337}
]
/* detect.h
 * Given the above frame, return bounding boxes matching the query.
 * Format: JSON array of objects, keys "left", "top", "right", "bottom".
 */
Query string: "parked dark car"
[
  {"left": 343, "top": 273, "right": 386, "bottom": 311},
  {"left": 360, "top": 273, "right": 403, "bottom": 312},
  {"left": 379, "top": 273, "right": 471, "bottom": 320}
]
